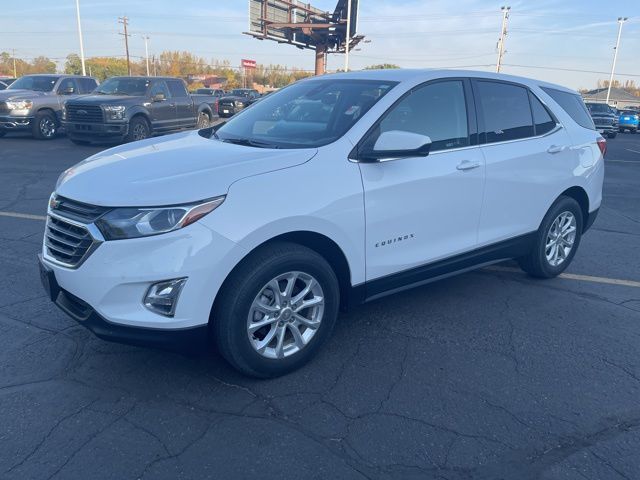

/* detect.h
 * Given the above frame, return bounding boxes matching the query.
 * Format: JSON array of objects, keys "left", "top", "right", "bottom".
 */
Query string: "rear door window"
[
  {"left": 541, "top": 87, "right": 595, "bottom": 130},
  {"left": 476, "top": 81, "right": 534, "bottom": 143},
  {"left": 167, "top": 80, "right": 189, "bottom": 98}
]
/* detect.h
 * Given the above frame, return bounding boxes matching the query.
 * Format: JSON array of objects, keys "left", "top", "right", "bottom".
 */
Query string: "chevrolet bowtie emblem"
[{"left": 49, "top": 196, "right": 61, "bottom": 209}]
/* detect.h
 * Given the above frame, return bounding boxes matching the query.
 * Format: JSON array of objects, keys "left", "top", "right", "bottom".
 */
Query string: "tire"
[
  {"left": 518, "top": 196, "right": 583, "bottom": 279},
  {"left": 69, "top": 138, "right": 90, "bottom": 146},
  {"left": 608, "top": 132, "right": 617, "bottom": 139},
  {"left": 32, "top": 110, "right": 58, "bottom": 140},
  {"left": 213, "top": 242, "right": 340, "bottom": 378},
  {"left": 196, "top": 111, "right": 210, "bottom": 129},
  {"left": 125, "top": 116, "right": 151, "bottom": 143}
]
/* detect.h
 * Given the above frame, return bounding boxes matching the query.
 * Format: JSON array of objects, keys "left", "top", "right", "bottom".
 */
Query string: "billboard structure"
[{"left": 246, "top": 0, "right": 364, "bottom": 75}]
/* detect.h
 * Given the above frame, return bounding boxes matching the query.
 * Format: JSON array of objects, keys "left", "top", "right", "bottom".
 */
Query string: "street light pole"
[
  {"left": 606, "top": 17, "right": 627, "bottom": 106},
  {"left": 75, "top": 0, "right": 87, "bottom": 76},
  {"left": 496, "top": 6, "right": 510, "bottom": 73},
  {"left": 344, "top": 0, "right": 352, "bottom": 72},
  {"left": 143, "top": 36, "right": 150, "bottom": 76}
]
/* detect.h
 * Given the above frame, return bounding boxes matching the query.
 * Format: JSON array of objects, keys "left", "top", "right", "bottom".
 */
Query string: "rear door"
[
  {"left": 359, "top": 79, "right": 486, "bottom": 287},
  {"left": 473, "top": 79, "right": 574, "bottom": 245},
  {"left": 148, "top": 80, "right": 175, "bottom": 132},
  {"left": 167, "top": 79, "right": 196, "bottom": 129}
]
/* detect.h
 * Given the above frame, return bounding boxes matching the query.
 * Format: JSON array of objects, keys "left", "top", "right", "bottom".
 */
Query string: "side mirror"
[
  {"left": 62, "top": 86, "right": 75, "bottom": 95},
  {"left": 152, "top": 93, "right": 166, "bottom": 102},
  {"left": 362, "top": 130, "right": 432, "bottom": 162}
]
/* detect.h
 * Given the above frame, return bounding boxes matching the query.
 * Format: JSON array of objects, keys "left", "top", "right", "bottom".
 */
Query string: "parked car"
[
  {"left": 39, "top": 70, "right": 604, "bottom": 378},
  {"left": 618, "top": 110, "right": 639, "bottom": 133},
  {"left": 0, "top": 78, "right": 16, "bottom": 90},
  {"left": 0, "top": 74, "right": 98, "bottom": 139},
  {"left": 585, "top": 102, "right": 617, "bottom": 138},
  {"left": 218, "top": 88, "right": 261, "bottom": 117},
  {"left": 194, "top": 88, "right": 226, "bottom": 97},
  {"left": 62, "top": 76, "right": 217, "bottom": 145}
]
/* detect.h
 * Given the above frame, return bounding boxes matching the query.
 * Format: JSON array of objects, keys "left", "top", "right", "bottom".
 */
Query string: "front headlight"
[
  {"left": 6, "top": 100, "right": 33, "bottom": 110},
  {"left": 95, "top": 196, "right": 225, "bottom": 240},
  {"left": 234, "top": 100, "right": 245, "bottom": 108},
  {"left": 104, "top": 105, "right": 126, "bottom": 121}
]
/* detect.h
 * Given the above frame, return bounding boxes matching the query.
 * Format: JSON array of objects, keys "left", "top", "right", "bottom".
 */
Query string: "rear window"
[{"left": 542, "top": 87, "right": 595, "bottom": 130}]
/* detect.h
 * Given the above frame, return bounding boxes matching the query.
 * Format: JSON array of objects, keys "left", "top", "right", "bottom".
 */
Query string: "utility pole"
[
  {"left": 75, "top": 0, "right": 87, "bottom": 76},
  {"left": 11, "top": 49, "right": 17, "bottom": 77},
  {"left": 344, "top": 0, "right": 352, "bottom": 72},
  {"left": 142, "top": 35, "right": 150, "bottom": 76},
  {"left": 606, "top": 17, "right": 628, "bottom": 106},
  {"left": 496, "top": 6, "right": 510, "bottom": 73},
  {"left": 118, "top": 16, "right": 131, "bottom": 75}
]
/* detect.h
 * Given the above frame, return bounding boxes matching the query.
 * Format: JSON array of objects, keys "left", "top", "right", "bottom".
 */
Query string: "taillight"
[{"left": 596, "top": 137, "right": 607, "bottom": 157}]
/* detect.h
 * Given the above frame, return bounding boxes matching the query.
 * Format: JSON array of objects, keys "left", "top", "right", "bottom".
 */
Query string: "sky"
[{"left": 1, "top": 0, "right": 639, "bottom": 90}]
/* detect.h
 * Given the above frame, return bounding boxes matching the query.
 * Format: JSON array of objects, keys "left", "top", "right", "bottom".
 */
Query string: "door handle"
[
  {"left": 456, "top": 160, "right": 481, "bottom": 171},
  {"left": 547, "top": 145, "right": 564, "bottom": 154}
]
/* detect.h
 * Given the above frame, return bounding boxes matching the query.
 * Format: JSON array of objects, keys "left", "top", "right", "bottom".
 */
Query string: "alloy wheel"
[
  {"left": 545, "top": 211, "right": 577, "bottom": 267},
  {"left": 132, "top": 123, "right": 148, "bottom": 140},
  {"left": 247, "top": 271, "right": 325, "bottom": 359},
  {"left": 40, "top": 118, "right": 56, "bottom": 138}
]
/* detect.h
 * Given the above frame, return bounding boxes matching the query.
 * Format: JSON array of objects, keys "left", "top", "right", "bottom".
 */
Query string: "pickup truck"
[
  {"left": 0, "top": 74, "right": 98, "bottom": 139},
  {"left": 62, "top": 76, "right": 218, "bottom": 145},
  {"left": 218, "top": 88, "right": 261, "bottom": 118},
  {"left": 585, "top": 102, "right": 618, "bottom": 138}
]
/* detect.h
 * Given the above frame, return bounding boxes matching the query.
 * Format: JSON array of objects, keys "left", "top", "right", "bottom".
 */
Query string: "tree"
[
  {"left": 28, "top": 56, "right": 56, "bottom": 74},
  {"left": 364, "top": 64, "right": 400, "bottom": 70}
]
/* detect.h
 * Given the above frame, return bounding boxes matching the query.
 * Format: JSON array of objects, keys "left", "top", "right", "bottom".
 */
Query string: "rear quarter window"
[{"left": 541, "top": 87, "right": 595, "bottom": 130}]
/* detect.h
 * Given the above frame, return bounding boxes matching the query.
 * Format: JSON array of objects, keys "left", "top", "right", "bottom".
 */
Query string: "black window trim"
[
  {"left": 471, "top": 78, "right": 562, "bottom": 146},
  {"left": 351, "top": 77, "right": 479, "bottom": 162},
  {"left": 527, "top": 89, "right": 560, "bottom": 136}
]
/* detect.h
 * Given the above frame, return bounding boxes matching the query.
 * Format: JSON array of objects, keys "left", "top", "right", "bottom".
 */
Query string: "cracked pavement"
[{"left": 1, "top": 133, "right": 639, "bottom": 479}]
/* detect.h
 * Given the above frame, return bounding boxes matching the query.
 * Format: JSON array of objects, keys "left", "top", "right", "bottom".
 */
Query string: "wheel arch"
[
  {"left": 211, "top": 230, "right": 355, "bottom": 320},
  {"left": 559, "top": 186, "right": 589, "bottom": 231}
]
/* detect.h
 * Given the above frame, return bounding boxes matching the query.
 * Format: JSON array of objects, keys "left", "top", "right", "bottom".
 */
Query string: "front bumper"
[
  {"left": 39, "top": 255, "right": 208, "bottom": 352},
  {"left": 218, "top": 106, "right": 241, "bottom": 117},
  {"left": 0, "top": 114, "right": 33, "bottom": 130},
  {"left": 40, "top": 217, "right": 246, "bottom": 335},
  {"left": 63, "top": 121, "right": 128, "bottom": 141}
]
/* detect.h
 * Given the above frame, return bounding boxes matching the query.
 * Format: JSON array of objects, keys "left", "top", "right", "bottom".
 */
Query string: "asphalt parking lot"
[{"left": 1, "top": 131, "right": 639, "bottom": 480}]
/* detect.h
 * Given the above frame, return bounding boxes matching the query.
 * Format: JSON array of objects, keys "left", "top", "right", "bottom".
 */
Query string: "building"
[{"left": 581, "top": 87, "right": 640, "bottom": 110}]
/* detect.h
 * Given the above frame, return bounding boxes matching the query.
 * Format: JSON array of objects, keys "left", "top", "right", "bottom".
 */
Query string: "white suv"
[{"left": 39, "top": 70, "right": 604, "bottom": 377}]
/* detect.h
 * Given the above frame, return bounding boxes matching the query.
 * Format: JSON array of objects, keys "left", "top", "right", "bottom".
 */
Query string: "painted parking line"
[
  {"left": 625, "top": 148, "right": 640, "bottom": 155},
  {"left": 486, "top": 265, "right": 640, "bottom": 289},
  {"left": 0, "top": 211, "right": 46, "bottom": 221},
  {"left": 606, "top": 159, "right": 640, "bottom": 164}
]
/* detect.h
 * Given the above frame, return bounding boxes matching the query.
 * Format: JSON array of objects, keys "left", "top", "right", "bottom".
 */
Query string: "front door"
[
  {"left": 148, "top": 80, "right": 174, "bottom": 133},
  {"left": 359, "top": 79, "right": 485, "bottom": 291}
]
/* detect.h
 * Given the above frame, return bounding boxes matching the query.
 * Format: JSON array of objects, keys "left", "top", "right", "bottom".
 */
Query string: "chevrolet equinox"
[{"left": 39, "top": 70, "right": 605, "bottom": 377}]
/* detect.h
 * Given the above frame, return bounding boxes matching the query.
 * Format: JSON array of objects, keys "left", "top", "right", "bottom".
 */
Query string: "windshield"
[
  {"left": 196, "top": 89, "right": 213, "bottom": 94},
  {"left": 216, "top": 79, "right": 397, "bottom": 148},
  {"left": 8, "top": 75, "right": 59, "bottom": 92},
  {"left": 95, "top": 78, "right": 150, "bottom": 96},
  {"left": 586, "top": 103, "right": 613, "bottom": 114}
]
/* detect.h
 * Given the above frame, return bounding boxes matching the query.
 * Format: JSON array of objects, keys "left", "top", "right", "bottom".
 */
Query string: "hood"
[
  {"left": 56, "top": 130, "right": 317, "bottom": 207},
  {"left": 219, "top": 95, "right": 248, "bottom": 103},
  {"left": 0, "top": 89, "right": 50, "bottom": 101},
  {"left": 66, "top": 94, "right": 147, "bottom": 105}
]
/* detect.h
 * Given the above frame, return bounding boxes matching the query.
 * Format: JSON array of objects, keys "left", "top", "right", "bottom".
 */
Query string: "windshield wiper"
[{"left": 220, "top": 138, "right": 280, "bottom": 149}]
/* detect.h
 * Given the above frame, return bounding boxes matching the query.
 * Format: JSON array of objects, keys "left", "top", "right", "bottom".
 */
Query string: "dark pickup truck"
[
  {"left": 63, "top": 76, "right": 218, "bottom": 144},
  {"left": 218, "top": 88, "right": 261, "bottom": 118}
]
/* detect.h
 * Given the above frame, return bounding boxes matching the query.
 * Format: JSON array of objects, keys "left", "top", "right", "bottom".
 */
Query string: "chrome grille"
[
  {"left": 45, "top": 215, "right": 96, "bottom": 267},
  {"left": 51, "top": 195, "right": 109, "bottom": 223},
  {"left": 66, "top": 104, "right": 104, "bottom": 123}
]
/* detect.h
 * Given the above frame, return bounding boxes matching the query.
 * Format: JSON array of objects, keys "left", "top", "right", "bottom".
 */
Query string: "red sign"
[{"left": 241, "top": 59, "right": 257, "bottom": 69}]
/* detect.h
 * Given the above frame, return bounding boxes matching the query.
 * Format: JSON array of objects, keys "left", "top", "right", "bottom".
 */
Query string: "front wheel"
[
  {"left": 125, "top": 116, "right": 151, "bottom": 143},
  {"left": 213, "top": 242, "right": 340, "bottom": 378},
  {"left": 32, "top": 111, "right": 58, "bottom": 140},
  {"left": 608, "top": 132, "right": 617, "bottom": 139},
  {"left": 518, "top": 196, "right": 583, "bottom": 278}
]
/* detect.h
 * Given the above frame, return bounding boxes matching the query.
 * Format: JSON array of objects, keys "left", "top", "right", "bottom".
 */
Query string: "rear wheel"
[
  {"left": 32, "top": 111, "right": 57, "bottom": 140},
  {"left": 125, "top": 116, "right": 150, "bottom": 143},
  {"left": 518, "top": 196, "right": 583, "bottom": 278},
  {"left": 196, "top": 112, "right": 210, "bottom": 129},
  {"left": 608, "top": 132, "right": 617, "bottom": 139},
  {"left": 213, "top": 242, "right": 340, "bottom": 378}
]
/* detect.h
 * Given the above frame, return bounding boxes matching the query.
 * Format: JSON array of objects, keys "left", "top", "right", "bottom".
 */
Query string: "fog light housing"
[{"left": 143, "top": 278, "right": 187, "bottom": 317}]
